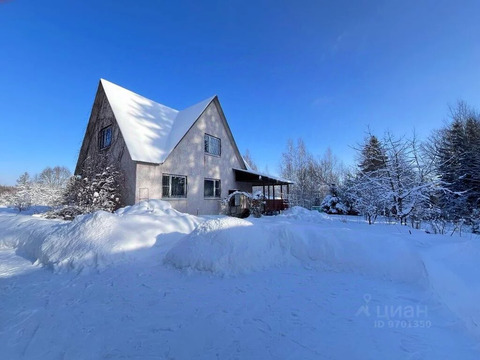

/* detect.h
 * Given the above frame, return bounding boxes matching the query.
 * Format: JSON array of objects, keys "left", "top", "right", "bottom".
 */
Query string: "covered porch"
[{"left": 233, "top": 168, "right": 293, "bottom": 214}]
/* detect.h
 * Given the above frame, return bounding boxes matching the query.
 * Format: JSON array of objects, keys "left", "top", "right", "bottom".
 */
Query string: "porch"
[{"left": 233, "top": 168, "right": 293, "bottom": 214}]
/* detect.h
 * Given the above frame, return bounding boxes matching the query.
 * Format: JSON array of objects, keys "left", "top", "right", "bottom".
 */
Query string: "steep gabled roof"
[{"left": 101, "top": 79, "right": 215, "bottom": 164}]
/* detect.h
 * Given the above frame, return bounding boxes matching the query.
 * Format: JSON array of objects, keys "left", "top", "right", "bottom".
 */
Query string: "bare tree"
[
  {"left": 38, "top": 166, "right": 71, "bottom": 188},
  {"left": 242, "top": 149, "right": 258, "bottom": 171},
  {"left": 280, "top": 139, "right": 345, "bottom": 209}
]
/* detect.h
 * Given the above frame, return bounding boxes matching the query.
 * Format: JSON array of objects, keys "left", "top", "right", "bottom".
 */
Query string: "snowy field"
[{"left": 1, "top": 201, "right": 479, "bottom": 359}]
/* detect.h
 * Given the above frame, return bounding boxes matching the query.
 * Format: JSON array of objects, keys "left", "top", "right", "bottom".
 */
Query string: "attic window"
[
  {"left": 99, "top": 125, "right": 112, "bottom": 150},
  {"left": 204, "top": 134, "right": 221, "bottom": 156}
]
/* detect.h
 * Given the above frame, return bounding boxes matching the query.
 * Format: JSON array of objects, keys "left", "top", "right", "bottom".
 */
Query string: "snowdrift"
[
  {"left": 0, "top": 200, "right": 200, "bottom": 272},
  {"left": 163, "top": 207, "right": 480, "bottom": 339},
  {"left": 0, "top": 203, "right": 428, "bottom": 283},
  {"left": 165, "top": 209, "right": 427, "bottom": 282},
  {"left": 421, "top": 240, "right": 480, "bottom": 340}
]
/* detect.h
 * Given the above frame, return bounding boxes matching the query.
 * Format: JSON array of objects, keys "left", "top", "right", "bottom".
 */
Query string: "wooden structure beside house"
[{"left": 75, "top": 79, "right": 293, "bottom": 215}]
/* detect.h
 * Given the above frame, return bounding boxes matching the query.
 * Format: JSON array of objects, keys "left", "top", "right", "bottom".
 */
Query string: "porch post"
[
  {"left": 287, "top": 184, "right": 290, "bottom": 208},
  {"left": 273, "top": 185, "right": 276, "bottom": 211}
]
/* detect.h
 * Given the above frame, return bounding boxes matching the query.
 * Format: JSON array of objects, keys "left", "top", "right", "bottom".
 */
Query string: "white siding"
[{"left": 135, "top": 100, "right": 250, "bottom": 215}]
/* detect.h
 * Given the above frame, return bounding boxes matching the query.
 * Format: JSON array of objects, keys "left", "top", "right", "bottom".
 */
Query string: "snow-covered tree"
[
  {"left": 6, "top": 167, "right": 72, "bottom": 209},
  {"left": 344, "top": 135, "right": 389, "bottom": 223},
  {"left": 346, "top": 132, "right": 437, "bottom": 225},
  {"left": 63, "top": 159, "right": 124, "bottom": 215},
  {"left": 345, "top": 171, "right": 385, "bottom": 224},
  {"left": 11, "top": 172, "right": 32, "bottom": 211},
  {"left": 32, "top": 166, "right": 72, "bottom": 206},
  {"left": 320, "top": 194, "right": 348, "bottom": 215},
  {"left": 425, "top": 101, "right": 480, "bottom": 222},
  {"left": 358, "top": 135, "right": 387, "bottom": 174}
]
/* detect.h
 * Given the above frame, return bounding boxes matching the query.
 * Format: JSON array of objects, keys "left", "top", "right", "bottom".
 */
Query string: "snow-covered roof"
[
  {"left": 233, "top": 168, "right": 294, "bottom": 185},
  {"left": 101, "top": 79, "right": 215, "bottom": 164}
]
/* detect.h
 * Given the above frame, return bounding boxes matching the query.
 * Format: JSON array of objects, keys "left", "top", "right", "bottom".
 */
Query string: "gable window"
[
  {"left": 162, "top": 174, "right": 187, "bottom": 198},
  {"left": 204, "top": 178, "right": 221, "bottom": 198},
  {"left": 99, "top": 125, "right": 112, "bottom": 150},
  {"left": 204, "top": 134, "right": 221, "bottom": 156}
]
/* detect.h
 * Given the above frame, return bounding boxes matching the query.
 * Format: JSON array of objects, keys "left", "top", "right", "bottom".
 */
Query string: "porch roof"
[{"left": 233, "top": 168, "right": 293, "bottom": 186}]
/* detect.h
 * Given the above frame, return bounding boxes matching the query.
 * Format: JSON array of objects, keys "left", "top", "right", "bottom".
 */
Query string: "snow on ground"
[
  {"left": 1, "top": 202, "right": 480, "bottom": 359},
  {"left": 0, "top": 200, "right": 200, "bottom": 273},
  {"left": 165, "top": 210, "right": 426, "bottom": 283}
]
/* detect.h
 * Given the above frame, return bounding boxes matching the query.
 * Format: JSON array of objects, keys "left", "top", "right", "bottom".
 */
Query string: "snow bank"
[
  {"left": 0, "top": 200, "right": 201, "bottom": 272},
  {"left": 422, "top": 240, "right": 480, "bottom": 339},
  {"left": 165, "top": 214, "right": 427, "bottom": 282},
  {"left": 116, "top": 199, "right": 182, "bottom": 216},
  {"left": 165, "top": 217, "right": 294, "bottom": 274},
  {"left": 280, "top": 206, "right": 331, "bottom": 221}
]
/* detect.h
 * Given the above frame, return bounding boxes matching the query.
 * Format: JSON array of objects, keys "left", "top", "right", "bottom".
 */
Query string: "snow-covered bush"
[
  {"left": 43, "top": 205, "right": 85, "bottom": 220},
  {"left": 3, "top": 167, "right": 71, "bottom": 211},
  {"left": 34, "top": 166, "right": 71, "bottom": 206},
  {"left": 470, "top": 209, "right": 480, "bottom": 234},
  {"left": 0, "top": 185, "right": 15, "bottom": 206},
  {"left": 62, "top": 164, "right": 124, "bottom": 216},
  {"left": 320, "top": 195, "right": 348, "bottom": 214}
]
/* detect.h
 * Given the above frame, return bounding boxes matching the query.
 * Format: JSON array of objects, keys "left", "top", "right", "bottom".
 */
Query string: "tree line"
[
  {"left": 280, "top": 101, "right": 480, "bottom": 232},
  {"left": 0, "top": 158, "right": 123, "bottom": 218}
]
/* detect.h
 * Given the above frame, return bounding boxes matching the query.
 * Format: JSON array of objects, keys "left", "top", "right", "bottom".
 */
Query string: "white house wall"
[{"left": 135, "top": 100, "right": 251, "bottom": 215}]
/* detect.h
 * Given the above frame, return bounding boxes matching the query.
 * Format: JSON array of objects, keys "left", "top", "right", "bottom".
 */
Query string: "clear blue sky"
[{"left": 1, "top": 0, "right": 479, "bottom": 185}]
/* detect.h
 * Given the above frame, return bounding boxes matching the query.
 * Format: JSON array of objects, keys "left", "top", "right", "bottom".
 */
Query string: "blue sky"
[{"left": 1, "top": 0, "right": 479, "bottom": 185}]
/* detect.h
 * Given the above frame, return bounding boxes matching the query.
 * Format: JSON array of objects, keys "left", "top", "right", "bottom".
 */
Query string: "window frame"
[
  {"left": 204, "top": 178, "right": 221, "bottom": 199},
  {"left": 162, "top": 174, "right": 187, "bottom": 199},
  {"left": 98, "top": 125, "right": 113, "bottom": 150},
  {"left": 204, "top": 133, "right": 221, "bottom": 157}
]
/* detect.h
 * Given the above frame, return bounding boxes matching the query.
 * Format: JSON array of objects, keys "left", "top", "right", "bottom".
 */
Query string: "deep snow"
[{"left": 1, "top": 201, "right": 479, "bottom": 359}]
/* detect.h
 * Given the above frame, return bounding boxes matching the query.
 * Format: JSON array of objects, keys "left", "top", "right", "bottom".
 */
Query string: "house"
[{"left": 75, "top": 79, "right": 292, "bottom": 215}]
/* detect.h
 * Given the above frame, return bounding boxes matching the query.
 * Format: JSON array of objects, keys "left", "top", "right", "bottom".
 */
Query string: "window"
[
  {"left": 162, "top": 174, "right": 187, "bottom": 198},
  {"left": 99, "top": 125, "right": 112, "bottom": 149},
  {"left": 204, "top": 134, "right": 221, "bottom": 156},
  {"left": 204, "top": 178, "right": 221, "bottom": 198}
]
